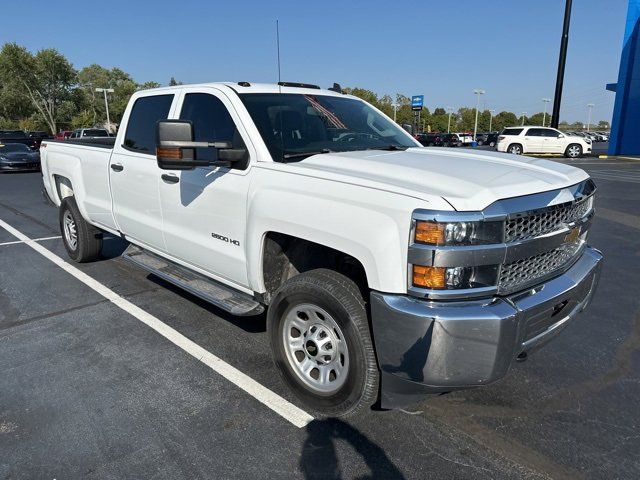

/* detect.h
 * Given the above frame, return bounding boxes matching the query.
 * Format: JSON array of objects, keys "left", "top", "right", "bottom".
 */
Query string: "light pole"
[
  {"left": 473, "top": 89, "right": 485, "bottom": 141},
  {"left": 586, "top": 103, "right": 595, "bottom": 131},
  {"left": 95, "top": 88, "right": 115, "bottom": 128},
  {"left": 393, "top": 102, "right": 397, "bottom": 123},
  {"left": 542, "top": 98, "right": 551, "bottom": 127},
  {"left": 488, "top": 109, "right": 495, "bottom": 132},
  {"left": 446, "top": 106, "right": 454, "bottom": 133},
  {"left": 521, "top": 112, "right": 527, "bottom": 126}
]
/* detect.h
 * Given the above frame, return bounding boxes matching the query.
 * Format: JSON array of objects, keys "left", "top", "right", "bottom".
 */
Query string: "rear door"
[
  {"left": 109, "top": 92, "right": 177, "bottom": 252},
  {"left": 523, "top": 128, "right": 544, "bottom": 153},
  {"left": 158, "top": 86, "right": 255, "bottom": 289}
]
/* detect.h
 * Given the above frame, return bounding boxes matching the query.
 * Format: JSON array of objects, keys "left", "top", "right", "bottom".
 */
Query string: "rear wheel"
[
  {"left": 565, "top": 143, "right": 583, "bottom": 158},
  {"left": 268, "top": 269, "right": 378, "bottom": 417},
  {"left": 508, "top": 143, "right": 523, "bottom": 155},
  {"left": 59, "top": 197, "right": 103, "bottom": 262}
]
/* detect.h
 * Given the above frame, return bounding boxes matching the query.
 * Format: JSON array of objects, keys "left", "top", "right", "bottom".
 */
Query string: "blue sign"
[{"left": 411, "top": 95, "right": 424, "bottom": 110}]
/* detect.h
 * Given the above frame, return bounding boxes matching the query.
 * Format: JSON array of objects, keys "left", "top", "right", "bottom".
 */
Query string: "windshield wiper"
[
  {"left": 282, "top": 148, "right": 332, "bottom": 160},
  {"left": 366, "top": 145, "right": 409, "bottom": 151}
]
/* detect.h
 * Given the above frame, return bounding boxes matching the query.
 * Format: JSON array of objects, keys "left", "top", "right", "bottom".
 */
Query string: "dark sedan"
[{"left": 0, "top": 143, "right": 41, "bottom": 172}]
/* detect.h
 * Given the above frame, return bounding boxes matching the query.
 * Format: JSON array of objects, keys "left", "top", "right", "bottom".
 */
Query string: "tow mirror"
[{"left": 156, "top": 120, "right": 244, "bottom": 170}]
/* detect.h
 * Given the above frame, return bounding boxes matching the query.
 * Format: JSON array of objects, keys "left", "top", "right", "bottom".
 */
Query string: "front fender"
[{"left": 246, "top": 168, "right": 448, "bottom": 293}]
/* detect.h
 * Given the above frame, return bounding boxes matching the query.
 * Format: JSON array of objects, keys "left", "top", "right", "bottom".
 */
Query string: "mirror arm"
[{"left": 159, "top": 140, "right": 232, "bottom": 149}]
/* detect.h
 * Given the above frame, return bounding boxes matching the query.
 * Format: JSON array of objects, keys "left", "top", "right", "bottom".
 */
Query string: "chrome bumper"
[{"left": 370, "top": 246, "right": 603, "bottom": 409}]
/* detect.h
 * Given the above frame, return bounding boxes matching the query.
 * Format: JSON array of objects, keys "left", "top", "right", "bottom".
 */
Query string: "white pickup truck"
[{"left": 41, "top": 82, "right": 603, "bottom": 417}]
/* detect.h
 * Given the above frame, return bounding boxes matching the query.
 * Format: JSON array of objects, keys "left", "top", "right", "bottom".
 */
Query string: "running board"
[{"left": 122, "top": 245, "right": 264, "bottom": 316}]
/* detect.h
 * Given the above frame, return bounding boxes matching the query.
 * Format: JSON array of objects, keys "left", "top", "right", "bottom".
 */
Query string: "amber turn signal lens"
[
  {"left": 412, "top": 265, "right": 446, "bottom": 289},
  {"left": 156, "top": 147, "right": 182, "bottom": 160},
  {"left": 415, "top": 221, "right": 445, "bottom": 245}
]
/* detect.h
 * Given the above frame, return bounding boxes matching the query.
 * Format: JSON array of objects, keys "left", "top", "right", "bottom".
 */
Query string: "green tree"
[{"left": 0, "top": 43, "right": 77, "bottom": 134}]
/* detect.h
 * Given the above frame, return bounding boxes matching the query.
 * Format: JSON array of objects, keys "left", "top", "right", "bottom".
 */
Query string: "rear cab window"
[{"left": 123, "top": 94, "right": 174, "bottom": 154}]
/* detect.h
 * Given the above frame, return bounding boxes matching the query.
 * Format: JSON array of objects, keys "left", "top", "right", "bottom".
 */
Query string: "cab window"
[
  {"left": 179, "top": 93, "right": 246, "bottom": 162},
  {"left": 124, "top": 94, "right": 174, "bottom": 153}
]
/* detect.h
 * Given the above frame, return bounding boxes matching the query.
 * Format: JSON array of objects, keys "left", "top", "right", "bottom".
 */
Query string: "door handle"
[
  {"left": 110, "top": 163, "right": 124, "bottom": 172},
  {"left": 161, "top": 173, "right": 179, "bottom": 184}
]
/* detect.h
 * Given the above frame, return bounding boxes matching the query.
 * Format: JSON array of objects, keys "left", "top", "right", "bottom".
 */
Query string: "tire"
[
  {"left": 267, "top": 269, "right": 378, "bottom": 417},
  {"left": 565, "top": 143, "right": 583, "bottom": 158},
  {"left": 489, "top": 141, "right": 495, "bottom": 147},
  {"left": 477, "top": 140, "right": 484, "bottom": 146},
  {"left": 59, "top": 197, "right": 103, "bottom": 262},
  {"left": 508, "top": 143, "right": 523, "bottom": 155}
]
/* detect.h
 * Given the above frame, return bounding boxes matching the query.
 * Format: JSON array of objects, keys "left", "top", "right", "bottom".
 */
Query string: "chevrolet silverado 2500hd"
[{"left": 40, "top": 82, "right": 602, "bottom": 417}]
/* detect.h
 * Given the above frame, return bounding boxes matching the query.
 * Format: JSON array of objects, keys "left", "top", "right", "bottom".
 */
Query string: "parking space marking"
[
  {"left": 0, "top": 235, "right": 61, "bottom": 247},
  {"left": 0, "top": 217, "right": 314, "bottom": 428}
]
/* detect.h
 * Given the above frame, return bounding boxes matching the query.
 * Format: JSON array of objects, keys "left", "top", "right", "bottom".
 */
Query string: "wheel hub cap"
[
  {"left": 63, "top": 210, "right": 78, "bottom": 250},
  {"left": 282, "top": 304, "right": 349, "bottom": 394}
]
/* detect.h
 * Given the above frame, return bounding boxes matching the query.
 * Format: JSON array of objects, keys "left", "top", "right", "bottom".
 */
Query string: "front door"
[
  {"left": 159, "top": 87, "right": 254, "bottom": 289},
  {"left": 540, "top": 128, "right": 565, "bottom": 153},
  {"left": 110, "top": 93, "right": 176, "bottom": 252}
]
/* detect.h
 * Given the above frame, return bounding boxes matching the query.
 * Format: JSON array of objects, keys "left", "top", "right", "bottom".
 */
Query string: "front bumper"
[
  {"left": 0, "top": 163, "right": 41, "bottom": 172},
  {"left": 370, "top": 246, "right": 603, "bottom": 409}
]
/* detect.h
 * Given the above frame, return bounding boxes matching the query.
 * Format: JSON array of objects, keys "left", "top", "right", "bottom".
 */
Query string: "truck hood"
[{"left": 287, "top": 147, "right": 590, "bottom": 211}]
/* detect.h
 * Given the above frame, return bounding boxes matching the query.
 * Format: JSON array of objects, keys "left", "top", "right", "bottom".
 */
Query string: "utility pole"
[
  {"left": 446, "top": 107, "right": 453, "bottom": 133},
  {"left": 95, "top": 88, "right": 115, "bottom": 128},
  {"left": 586, "top": 103, "right": 595, "bottom": 131},
  {"left": 393, "top": 101, "right": 397, "bottom": 122},
  {"left": 521, "top": 112, "right": 527, "bottom": 126},
  {"left": 551, "top": 0, "right": 573, "bottom": 128},
  {"left": 542, "top": 98, "right": 551, "bottom": 127},
  {"left": 473, "top": 89, "right": 485, "bottom": 141},
  {"left": 489, "top": 109, "right": 495, "bottom": 132}
]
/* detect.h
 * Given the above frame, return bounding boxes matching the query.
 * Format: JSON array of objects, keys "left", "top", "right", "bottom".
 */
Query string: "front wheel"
[
  {"left": 268, "top": 269, "right": 378, "bottom": 417},
  {"left": 565, "top": 143, "right": 583, "bottom": 158}
]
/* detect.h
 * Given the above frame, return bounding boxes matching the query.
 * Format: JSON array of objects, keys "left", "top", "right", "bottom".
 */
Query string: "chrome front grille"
[
  {"left": 498, "top": 240, "right": 583, "bottom": 293},
  {"left": 504, "top": 198, "right": 591, "bottom": 243}
]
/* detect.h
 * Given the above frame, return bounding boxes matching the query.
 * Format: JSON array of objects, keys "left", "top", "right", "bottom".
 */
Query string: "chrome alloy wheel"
[
  {"left": 63, "top": 210, "right": 78, "bottom": 250},
  {"left": 282, "top": 303, "right": 349, "bottom": 394},
  {"left": 509, "top": 144, "right": 522, "bottom": 155},
  {"left": 567, "top": 145, "right": 581, "bottom": 158}
]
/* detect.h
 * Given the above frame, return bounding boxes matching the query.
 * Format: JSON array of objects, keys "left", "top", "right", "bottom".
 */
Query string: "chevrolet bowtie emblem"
[{"left": 565, "top": 226, "right": 581, "bottom": 243}]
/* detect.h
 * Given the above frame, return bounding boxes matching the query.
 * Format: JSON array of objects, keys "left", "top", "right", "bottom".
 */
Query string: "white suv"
[{"left": 496, "top": 126, "right": 591, "bottom": 158}]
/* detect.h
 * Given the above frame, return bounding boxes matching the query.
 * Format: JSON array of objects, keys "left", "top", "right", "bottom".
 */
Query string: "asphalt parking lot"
[{"left": 1, "top": 156, "right": 639, "bottom": 479}]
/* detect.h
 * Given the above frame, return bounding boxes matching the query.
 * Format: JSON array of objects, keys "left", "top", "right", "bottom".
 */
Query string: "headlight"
[
  {"left": 414, "top": 219, "right": 503, "bottom": 246},
  {"left": 412, "top": 265, "right": 498, "bottom": 289}
]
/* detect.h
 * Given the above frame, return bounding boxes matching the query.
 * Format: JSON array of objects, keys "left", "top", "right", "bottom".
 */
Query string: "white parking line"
[
  {"left": 0, "top": 235, "right": 61, "bottom": 247},
  {"left": 0, "top": 218, "right": 314, "bottom": 428}
]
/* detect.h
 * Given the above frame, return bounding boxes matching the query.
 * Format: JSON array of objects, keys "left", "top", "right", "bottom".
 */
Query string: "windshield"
[
  {"left": 0, "top": 143, "right": 31, "bottom": 153},
  {"left": 239, "top": 93, "right": 417, "bottom": 161}
]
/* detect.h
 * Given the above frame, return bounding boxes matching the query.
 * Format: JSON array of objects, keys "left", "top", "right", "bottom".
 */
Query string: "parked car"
[
  {"left": 55, "top": 130, "right": 73, "bottom": 140},
  {"left": 28, "top": 131, "right": 53, "bottom": 149},
  {"left": 416, "top": 133, "right": 444, "bottom": 146},
  {"left": 476, "top": 133, "right": 498, "bottom": 147},
  {"left": 41, "top": 82, "right": 602, "bottom": 416},
  {"left": 496, "top": 126, "right": 592, "bottom": 158},
  {"left": 0, "top": 143, "right": 41, "bottom": 172},
  {"left": 454, "top": 132, "right": 473, "bottom": 145},
  {"left": 0, "top": 130, "right": 38, "bottom": 150},
  {"left": 440, "top": 133, "right": 462, "bottom": 147},
  {"left": 595, "top": 131, "right": 609, "bottom": 141},
  {"left": 69, "top": 128, "right": 111, "bottom": 139}
]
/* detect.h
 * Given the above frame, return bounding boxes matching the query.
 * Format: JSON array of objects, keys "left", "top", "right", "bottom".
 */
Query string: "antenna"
[{"left": 276, "top": 20, "right": 282, "bottom": 89}]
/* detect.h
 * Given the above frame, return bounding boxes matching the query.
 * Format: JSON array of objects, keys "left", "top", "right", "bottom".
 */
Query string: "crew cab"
[
  {"left": 497, "top": 126, "right": 592, "bottom": 158},
  {"left": 41, "top": 82, "right": 603, "bottom": 417}
]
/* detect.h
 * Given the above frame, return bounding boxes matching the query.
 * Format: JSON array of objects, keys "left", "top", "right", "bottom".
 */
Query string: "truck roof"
[{"left": 138, "top": 82, "right": 349, "bottom": 98}]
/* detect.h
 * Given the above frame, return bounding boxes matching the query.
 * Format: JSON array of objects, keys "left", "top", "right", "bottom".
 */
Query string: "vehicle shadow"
[{"left": 300, "top": 418, "right": 405, "bottom": 480}]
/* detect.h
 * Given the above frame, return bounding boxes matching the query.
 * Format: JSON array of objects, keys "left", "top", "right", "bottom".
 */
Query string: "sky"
[{"left": 1, "top": 0, "right": 629, "bottom": 124}]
